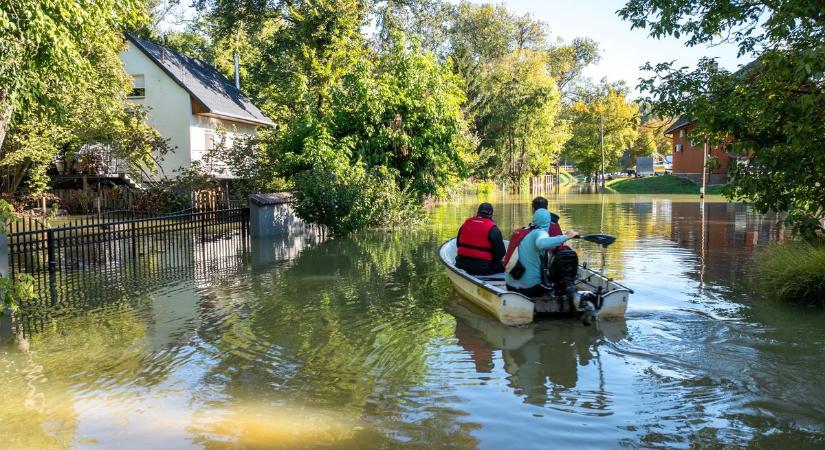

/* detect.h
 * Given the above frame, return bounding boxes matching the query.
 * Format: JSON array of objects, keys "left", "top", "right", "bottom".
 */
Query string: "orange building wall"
[{"left": 671, "top": 122, "right": 730, "bottom": 175}]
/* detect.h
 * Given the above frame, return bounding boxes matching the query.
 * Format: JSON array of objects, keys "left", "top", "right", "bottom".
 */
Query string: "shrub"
[
  {"left": 754, "top": 242, "right": 825, "bottom": 305},
  {"left": 292, "top": 162, "right": 422, "bottom": 236}
]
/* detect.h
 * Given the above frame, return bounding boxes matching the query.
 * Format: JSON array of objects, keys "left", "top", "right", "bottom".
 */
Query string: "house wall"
[
  {"left": 190, "top": 115, "right": 258, "bottom": 178},
  {"left": 120, "top": 42, "right": 193, "bottom": 179},
  {"left": 671, "top": 122, "right": 730, "bottom": 180}
]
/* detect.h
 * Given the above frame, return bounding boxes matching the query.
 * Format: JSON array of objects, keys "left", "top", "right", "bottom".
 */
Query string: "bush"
[
  {"left": 754, "top": 242, "right": 825, "bottom": 305},
  {"left": 292, "top": 162, "right": 422, "bottom": 236}
]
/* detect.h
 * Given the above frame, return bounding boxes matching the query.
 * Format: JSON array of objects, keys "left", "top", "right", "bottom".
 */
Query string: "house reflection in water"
[{"left": 668, "top": 201, "right": 785, "bottom": 287}]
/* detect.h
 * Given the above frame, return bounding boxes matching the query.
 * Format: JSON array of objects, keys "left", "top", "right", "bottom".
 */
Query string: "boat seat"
[{"left": 476, "top": 273, "right": 506, "bottom": 282}]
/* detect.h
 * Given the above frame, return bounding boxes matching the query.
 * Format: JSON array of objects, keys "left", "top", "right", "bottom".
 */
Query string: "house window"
[
  {"left": 205, "top": 131, "right": 215, "bottom": 152},
  {"left": 129, "top": 74, "right": 145, "bottom": 98},
  {"left": 679, "top": 129, "right": 685, "bottom": 138},
  {"left": 675, "top": 144, "right": 683, "bottom": 153}
]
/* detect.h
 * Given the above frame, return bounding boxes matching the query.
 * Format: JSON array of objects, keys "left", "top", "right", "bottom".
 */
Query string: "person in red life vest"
[
  {"left": 455, "top": 203, "right": 506, "bottom": 275},
  {"left": 531, "top": 196, "right": 570, "bottom": 251}
]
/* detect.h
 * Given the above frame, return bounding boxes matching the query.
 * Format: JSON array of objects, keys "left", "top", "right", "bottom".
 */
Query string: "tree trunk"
[{"left": 0, "top": 91, "right": 11, "bottom": 150}]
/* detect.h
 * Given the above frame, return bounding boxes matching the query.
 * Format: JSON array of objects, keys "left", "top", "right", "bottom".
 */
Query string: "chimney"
[{"left": 234, "top": 50, "right": 240, "bottom": 89}]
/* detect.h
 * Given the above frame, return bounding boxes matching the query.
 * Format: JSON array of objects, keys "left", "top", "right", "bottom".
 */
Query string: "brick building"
[{"left": 665, "top": 119, "right": 731, "bottom": 185}]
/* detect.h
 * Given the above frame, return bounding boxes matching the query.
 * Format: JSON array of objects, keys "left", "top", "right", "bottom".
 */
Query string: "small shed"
[{"left": 248, "top": 192, "right": 300, "bottom": 238}]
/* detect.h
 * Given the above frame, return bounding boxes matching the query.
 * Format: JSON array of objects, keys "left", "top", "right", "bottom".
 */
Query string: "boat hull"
[{"left": 439, "top": 238, "right": 631, "bottom": 326}]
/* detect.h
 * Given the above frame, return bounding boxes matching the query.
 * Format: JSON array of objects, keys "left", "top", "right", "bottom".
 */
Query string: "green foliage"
[
  {"left": 0, "top": 0, "right": 148, "bottom": 142},
  {"left": 754, "top": 242, "right": 825, "bottom": 305},
  {"left": 337, "top": 32, "right": 471, "bottom": 198},
  {"left": 0, "top": 273, "right": 36, "bottom": 315},
  {"left": 565, "top": 81, "right": 640, "bottom": 178},
  {"left": 606, "top": 175, "right": 723, "bottom": 194},
  {"left": 619, "top": 0, "right": 825, "bottom": 239},
  {"left": 475, "top": 181, "right": 495, "bottom": 196},
  {"left": 547, "top": 37, "right": 601, "bottom": 96},
  {"left": 293, "top": 160, "right": 422, "bottom": 236},
  {"left": 0, "top": 0, "right": 165, "bottom": 196},
  {"left": 631, "top": 127, "right": 657, "bottom": 159}
]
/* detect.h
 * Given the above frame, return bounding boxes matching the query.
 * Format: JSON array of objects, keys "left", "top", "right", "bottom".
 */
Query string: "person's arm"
[
  {"left": 535, "top": 230, "right": 569, "bottom": 250},
  {"left": 488, "top": 225, "right": 506, "bottom": 262}
]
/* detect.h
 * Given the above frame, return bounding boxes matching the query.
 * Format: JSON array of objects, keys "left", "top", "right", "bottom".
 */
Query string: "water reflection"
[
  {"left": 450, "top": 300, "right": 627, "bottom": 407},
  {"left": 2, "top": 194, "right": 824, "bottom": 449}
]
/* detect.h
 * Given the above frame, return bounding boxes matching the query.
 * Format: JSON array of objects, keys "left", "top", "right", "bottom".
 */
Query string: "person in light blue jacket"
[{"left": 505, "top": 208, "right": 577, "bottom": 297}]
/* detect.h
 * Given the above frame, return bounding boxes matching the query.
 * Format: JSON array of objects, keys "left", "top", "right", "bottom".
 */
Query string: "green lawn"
[{"left": 606, "top": 175, "right": 724, "bottom": 195}]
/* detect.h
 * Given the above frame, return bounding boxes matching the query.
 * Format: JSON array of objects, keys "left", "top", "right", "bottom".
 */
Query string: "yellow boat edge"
[{"left": 439, "top": 238, "right": 535, "bottom": 326}]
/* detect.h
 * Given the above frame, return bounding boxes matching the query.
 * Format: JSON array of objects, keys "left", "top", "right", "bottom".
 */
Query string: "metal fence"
[{"left": 7, "top": 208, "right": 249, "bottom": 307}]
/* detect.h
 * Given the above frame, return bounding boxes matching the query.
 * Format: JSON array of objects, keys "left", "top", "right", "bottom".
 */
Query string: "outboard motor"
[{"left": 542, "top": 249, "right": 579, "bottom": 309}]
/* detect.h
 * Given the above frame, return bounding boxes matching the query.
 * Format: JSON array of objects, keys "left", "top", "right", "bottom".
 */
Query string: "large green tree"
[
  {"left": 0, "top": 0, "right": 147, "bottom": 148},
  {"left": 619, "top": 0, "right": 825, "bottom": 238},
  {"left": 564, "top": 81, "right": 640, "bottom": 181}
]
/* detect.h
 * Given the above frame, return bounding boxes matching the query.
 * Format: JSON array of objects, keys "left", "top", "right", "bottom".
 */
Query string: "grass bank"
[
  {"left": 754, "top": 243, "right": 825, "bottom": 305},
  {"left": 606, "top": 175, "right": 724, "bottom": 195}
]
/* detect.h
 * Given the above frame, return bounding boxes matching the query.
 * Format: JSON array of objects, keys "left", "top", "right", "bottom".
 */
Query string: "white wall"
[
  {"left": 120, "top": 42, "right": 193, "bottom": 179},
  {"left": 190, "top": 115, "right": 257, "bottom": 178}
]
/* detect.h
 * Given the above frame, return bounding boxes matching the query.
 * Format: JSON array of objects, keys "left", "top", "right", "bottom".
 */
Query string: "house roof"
[
  {"left": 125, "top": 33, "right": 275, "bottom": 127},
  {"left": 664, "top": 117, "right": 694, "bottom": 135}
]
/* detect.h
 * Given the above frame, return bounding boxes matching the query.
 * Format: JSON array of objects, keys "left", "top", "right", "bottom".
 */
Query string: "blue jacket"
[{"left": 505, "top": 208, "right": 569, "bottom": 289}]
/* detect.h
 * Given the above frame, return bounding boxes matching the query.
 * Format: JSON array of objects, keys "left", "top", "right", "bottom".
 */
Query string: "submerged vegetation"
[{"left": 754, "top": 243, "right": 825, "bottom": 305}]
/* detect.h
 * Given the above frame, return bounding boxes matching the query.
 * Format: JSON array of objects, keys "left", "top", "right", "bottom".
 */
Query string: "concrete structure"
[
  {"left": 120, "top": 34, "right": 274, "bottom": 179},
  {"left": 665, "top": 119, "right": 731, "bottom": 185},
  {"left": 248, "top": 193, "right": 304, "bottom": 238}
]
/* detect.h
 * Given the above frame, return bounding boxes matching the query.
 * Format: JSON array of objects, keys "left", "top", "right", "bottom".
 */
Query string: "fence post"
[
  {"left": 199, "top": 211, "right": 206, "bottom": 243},
  {"left": 46, "top": 229, "right": 57, "bottom": 306},
  {"left": 0, "top": 229, "right": 8, "bottom": 279},
  {"left": 130, "top": 220, "right": 137, "bottom": 258},
  {"left": 46, "top": 229, "right": 56, "bottom": 274}
]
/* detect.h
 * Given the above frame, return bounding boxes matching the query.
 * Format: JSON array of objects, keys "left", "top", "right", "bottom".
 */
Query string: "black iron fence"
[{"left": 7, "top": 208, "right": 249, "bottom": 307}]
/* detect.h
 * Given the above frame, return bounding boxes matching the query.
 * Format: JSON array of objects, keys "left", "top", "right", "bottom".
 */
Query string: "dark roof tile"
[{"left": 126, "top": 33, "right": 275, "bottom": 127}]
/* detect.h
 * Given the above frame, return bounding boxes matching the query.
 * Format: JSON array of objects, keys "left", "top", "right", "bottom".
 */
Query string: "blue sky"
[{"left": 469, "top": 0, "right": 749, "bottom": 95}]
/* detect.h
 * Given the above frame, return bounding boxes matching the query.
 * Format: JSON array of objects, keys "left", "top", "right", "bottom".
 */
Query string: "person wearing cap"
[{"left": 455, "top": 203, "right": 506, "bottom": 275}]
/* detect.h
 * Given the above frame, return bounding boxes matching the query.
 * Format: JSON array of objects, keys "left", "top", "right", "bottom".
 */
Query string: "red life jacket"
[
  {"left": 549, "top": 222, "right": 571, "bottom": 251},
  {"left": 457, "top": 217, "right": 496, "bottom": 261},
  {"left": 503, "top": 225, "right": 537, "bottom": 271}
]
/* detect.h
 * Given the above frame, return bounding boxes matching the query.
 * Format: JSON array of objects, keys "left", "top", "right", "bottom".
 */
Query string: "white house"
[{"left": 119, "top": 34, "right": 274, "bottom": 179}]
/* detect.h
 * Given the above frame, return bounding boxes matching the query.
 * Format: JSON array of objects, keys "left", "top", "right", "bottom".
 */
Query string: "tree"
[
  {"left": 547, "top": 37, "right": 600, "bottom": 98},
  {"left": 619, "top": 0, "right": 825, "bottom": 238},
  {"left": 631, "top": 128, "right": 657, "bottom": 159},
  {"left": 270, "top": 32, "right": 471, "bottom": 201},
  {"left": 564, "top": 81, "right": 639, "bottom": 180},
  {"left": 0, "top": 0, "right": 148, "bottom": 148},
  {"left": 476, "top": 50, "right": 568, "bottom": 185}
]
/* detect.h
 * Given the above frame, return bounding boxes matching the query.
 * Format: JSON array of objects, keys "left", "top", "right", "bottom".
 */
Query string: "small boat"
[{"left": 439, "top": 237, "right": 632, "bottom": 326}]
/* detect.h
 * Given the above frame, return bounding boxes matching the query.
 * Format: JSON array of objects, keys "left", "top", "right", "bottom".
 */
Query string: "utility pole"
[
  {"left": 600, "top": 114, "right": 605, "bottom": 189},
  {"left": 700, "top": 141, "right": 708, "bottom": 199}
]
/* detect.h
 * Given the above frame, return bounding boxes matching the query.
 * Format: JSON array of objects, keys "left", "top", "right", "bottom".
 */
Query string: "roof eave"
[{"left": 196, "top": 111, "right": 275, "bottom": 127}]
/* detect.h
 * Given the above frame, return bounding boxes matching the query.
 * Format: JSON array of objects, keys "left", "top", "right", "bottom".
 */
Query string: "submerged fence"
[{"left": 7, "top": 208, "right": 249, "bottom": 308}]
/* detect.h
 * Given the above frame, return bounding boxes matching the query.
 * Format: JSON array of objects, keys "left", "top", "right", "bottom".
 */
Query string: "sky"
[{"left": 468, "top": 0, "right": 749, "bottom": 96}]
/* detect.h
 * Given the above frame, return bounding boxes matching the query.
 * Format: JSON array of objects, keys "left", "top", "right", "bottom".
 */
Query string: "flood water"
[{"left": 2, "top": 193, "right": 825, "bottom": 449}]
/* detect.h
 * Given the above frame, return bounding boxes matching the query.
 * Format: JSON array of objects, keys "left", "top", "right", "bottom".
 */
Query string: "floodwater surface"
[{"left": 2, "top": 193, "right": 824, "bottom": 449}]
